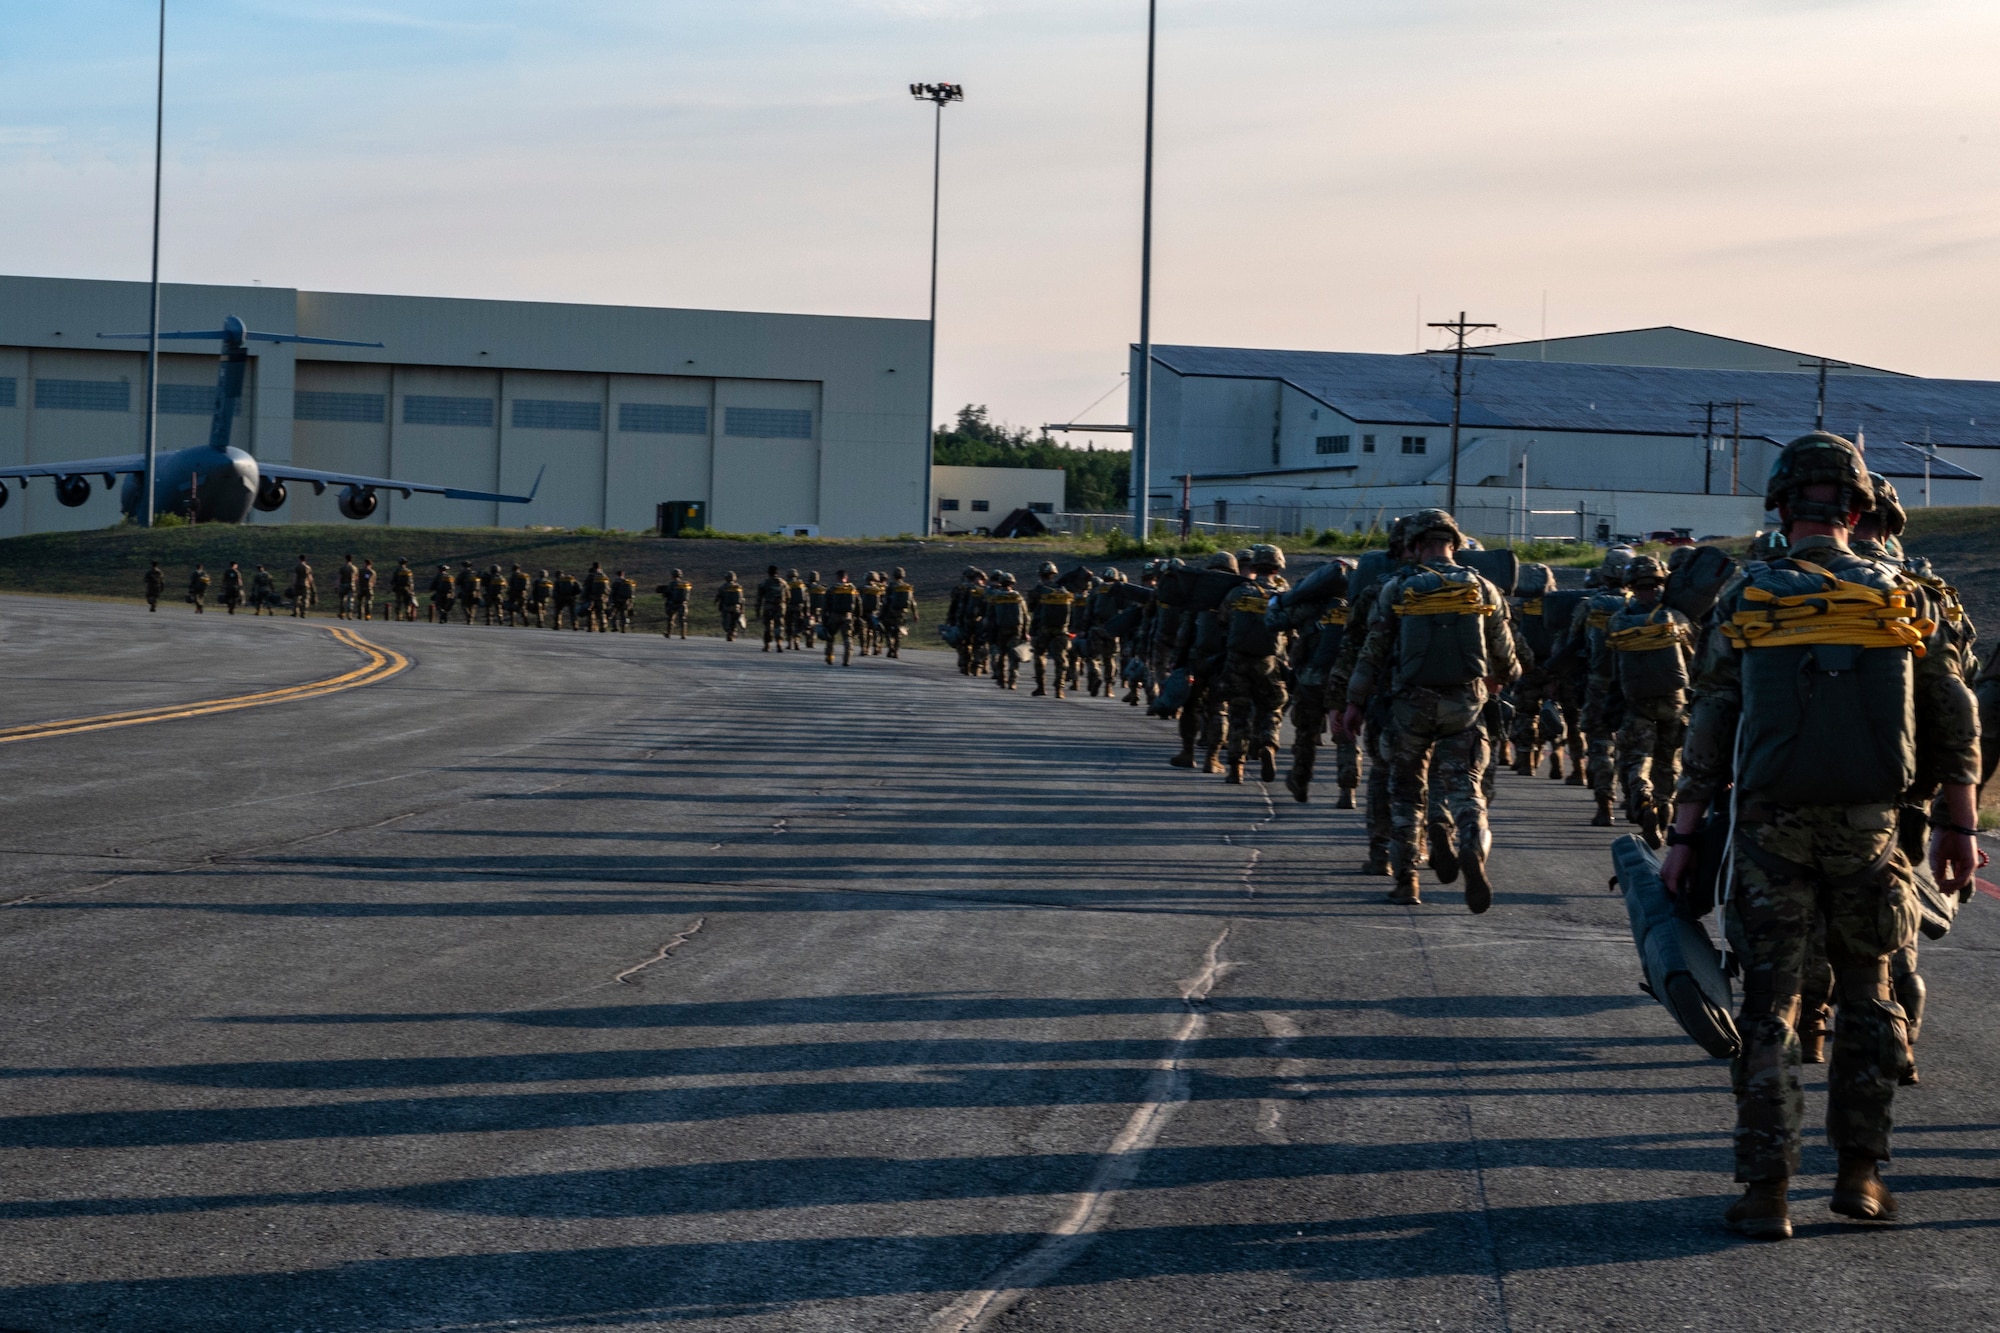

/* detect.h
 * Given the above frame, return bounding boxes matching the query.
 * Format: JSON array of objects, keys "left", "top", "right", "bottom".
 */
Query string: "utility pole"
[
  {"left": 1723, "top": 398, "right": 1753, "bottom": 496},
  {"left": 1798, "top": 356, "right": 1850, "bottom": 432},
  {"left": 1689, "top": 401, "right": 1722, "bottom": 495},
  {"left": 142, "top": 0, "right": 167, "bottom": 527},
  {"left": 910, "top": 82, "right": 963, "bottom": 536},
  {"left": 1130, "top": 0, "right": 1158, "bottom": 543},
  {"left": 1425, "top": 311, "right": 1496, "bottom": 513}
]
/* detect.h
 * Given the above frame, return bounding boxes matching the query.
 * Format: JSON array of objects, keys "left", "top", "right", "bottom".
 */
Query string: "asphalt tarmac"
[{"left": 0, "top": 595, "right": 1995, "bottom": 1332}]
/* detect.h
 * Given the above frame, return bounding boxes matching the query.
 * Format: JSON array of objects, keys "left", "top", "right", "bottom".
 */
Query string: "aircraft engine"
[
  {"left": 337, "top": 485, "right": 379, "bottom": 520},
  {"left": 253, "top": 477, "right": 288, "bottom": 512},
  {"left": 54, "top": 475, "right": 93, "bottom": 508}
]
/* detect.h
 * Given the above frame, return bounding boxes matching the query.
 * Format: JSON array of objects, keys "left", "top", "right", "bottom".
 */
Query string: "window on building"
[
  {"left": 971, "top": 500, "right": 990, "bottom": 512},
  {"left": 157, "top": 384, "right": 222, "bottom": 416},
  {"left": 619, "top": 402, "right": 708, "bottom": 435},
  {"left": 1401, "top": 435, "right": 1428, "bottom": 455},
  {"left": 724, "top": 407, "right": 813, "bottom": 439},
  {"left": 35, "top": 378, "right": 129, "bottom": 412},
  {"left": 1315, "top": 434, "right": 1350, "bottom": 455},
  {"left": 295, "top": 390, "right": 384, "bottom": 424},
  {"left": 1027, "top": 502, "right": 1054, "bottom": 514},
  {"left": 404, "top": 395, "right": 495, "bottom": 428},
  {"left": 0, "top": 377, "right": 15, "bottom": 409},
  {"left": 512, "top": 399, "right": 603, "bottom": 432},
  {"left": 1362, "top": 434, "right": 1376, "bottom": 453},
  {"left": 939, "top": 498, "right": 960, "bottom": 511}
]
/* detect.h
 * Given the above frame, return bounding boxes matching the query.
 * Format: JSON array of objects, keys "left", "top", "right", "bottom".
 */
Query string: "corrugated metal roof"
[{"left": 1149, "top": 345, "right": 1987, "bottom": 480}]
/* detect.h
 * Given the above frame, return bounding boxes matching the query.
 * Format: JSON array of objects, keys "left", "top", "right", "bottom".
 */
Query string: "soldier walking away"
[
  {"left": 144, "top": 561, "right": 166, "bottom": 611},
  {"left": 858, "top": 572, "right": 885, "bottom": 656},
  {"left": 1571, "top": 552, "right": 1633, "bottom": 815},
  {"left": 1595, "top": 554, "right": 1693, "bottom": 845},
  {"left": 805, "top": 572, "right": 827, "bottom": 644},
  {"left": 1661, "top": 432, "right": 1980, "bottom": 1241},
  {"left": 785, "top": 569, "right": 810, "bottom": 650},
  {"left": 357, "top": 558, "right": 378, "bottom": 620},
  {"left": 1506, "top": 563, "right": 1560, "bottom": 776},
  {"left": 428, "top": 565, "right": 455, "bottom": 623},
  {"left": 658, "top": 570, "right": 692, "bottom": 639},
  {"left": 1220, "top": 545, "right": 1292, "bottom": 783},
  {"left": 1344, "top": 510, "right": 1519, "bottom": 911},
  {"left": 290, "top": 555, "right": 314, "bottom": 618},
  {"left": 506, "top": 565, "right": 532, "bottom": 627},
  {"left": 947, "top": 567, "right": 987, "bottom": 675},
  {"left": 186, "top": 563, "right": 210, "bottom": 613},
  {"left": 715, "top": 572, "right": 746, "bottom": 641},
  {"left": 609, "top": 570, "right": 637, "bottom": 632},
  {"left": 581, "top": 562, "right": 612, "bottom": 632},
  {"left": 552, "top": 570, "right": 579, "bottom": 630},
  {"left": 336, "top": 554, "right": 359, "bottom": 620},
  {"left": 985, "top": 572, "right": 1028, "bottom": 688},
  {"left": 881, "top": 567, "right": 918, "bottom": 658},
  {"left": 1081, "top": 568, "right": 1126, "bottom": 698},
  {"left": 252, "top": 564, "right": 279, "bottom": 615},
  {"left": 822, "top": 570, "right": 861, "bottom": 665},
  {"left": 481, "top": 565, "right": 506, "bottom": 626},
  {"left": 390, "top": 559, "right": 418, "bottom": 622},
  {"left": 1025, "top": 562, "right": 1074, "bottom": 697},
  {"left": 1281, "top": 558, "right": 1354, "bottom": 804},
  {"left": 220, "top": 562, "right": 245, "bottom": 614},
  {"left": 1329, "top": 522, "right": 1412, "bottom": 873},
  {"left": 530, "top": 569, "right": 556, "bottom": 627},
  {"left": 454, "top": 561, "right": 479, "bottom": 624},
  {"left": 757, "top": 565, "right": 790, "bottom": 652}
]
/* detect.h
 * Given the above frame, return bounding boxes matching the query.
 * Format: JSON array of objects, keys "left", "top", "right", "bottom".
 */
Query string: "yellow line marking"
[{"left": 0, "top": 626, "right": 412, "bottom": 745}]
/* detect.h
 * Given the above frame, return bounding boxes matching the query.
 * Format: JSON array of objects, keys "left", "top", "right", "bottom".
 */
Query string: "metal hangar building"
[
  {"left": 1131, "top": 327, "right": 1993, "bottom": 541},
  {"left": 0, "top": 274, "right": 929, "bottom": 537}
]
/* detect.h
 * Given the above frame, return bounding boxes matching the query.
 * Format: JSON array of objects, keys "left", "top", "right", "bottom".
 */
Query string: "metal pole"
[
  {"left": 143, "top": 0, "right": 166, "bottom": 527},
  {"left": 1131, "top": 0, "right": 1157, "bottom": 543},
  {"left": 1446, "top": 312, "right": 1466, "bottom": 512},
  {"left": 922, "top": 98, "right": 942, "bottom": 535}
]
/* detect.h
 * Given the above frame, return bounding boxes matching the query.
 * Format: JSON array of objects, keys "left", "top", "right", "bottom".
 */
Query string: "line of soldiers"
[
  {"left": 418, "top": 560, "right": 639, "bottom": 631},
  {"left": 678, "top": 565, "right": 920, "bottom": 664},
  {"left": 146, "top": 555, "right": 342, "bottom": 618}
]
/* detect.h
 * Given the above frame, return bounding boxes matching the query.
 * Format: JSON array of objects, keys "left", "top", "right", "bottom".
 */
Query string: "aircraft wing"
[
  {"left": 0, "top": 456, "right": 146, "bottom": 485},
  {"left": 261, "top": 461, "right": 544, "bottom": 505}
]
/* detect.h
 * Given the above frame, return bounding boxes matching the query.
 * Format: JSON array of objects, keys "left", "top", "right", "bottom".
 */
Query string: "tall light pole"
[
  {"left": 1131, "top": 0, "right": 1157, "bottom": 542},
  {"left": 910, "top": 82, "right": 962, "bottom": 536},
  {"left": 142, "top": 0, "right": 167, "bottom": 527}
]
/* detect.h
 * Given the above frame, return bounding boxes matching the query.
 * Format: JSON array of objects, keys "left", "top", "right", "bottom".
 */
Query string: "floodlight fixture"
[{"left": 911, "top": 83, "right": 964, "bottom": 105}]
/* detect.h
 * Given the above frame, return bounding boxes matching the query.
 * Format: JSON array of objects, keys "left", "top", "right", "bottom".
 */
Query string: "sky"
[{"left": 5, "top": 1, "right": 2000, "bottom": 448}]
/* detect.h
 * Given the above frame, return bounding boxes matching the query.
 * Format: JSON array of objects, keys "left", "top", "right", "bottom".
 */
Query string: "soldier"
[
  {"left": 1343, "top": 509, "right": 1519, "bottom": 910},
  {"left": 1171, "top": 553, "right": 1242, "bottom": 773},
  {"left": 1083, "top": 568, "right": 1126, "bottom": 698},
  {"left": 947, "top": 566, "right": 988, "bottom": 675},
  {"left": 984, "top": 571, "right": 1028, "bottom": 688},
  {"left": 757, "top": 565, "right": 790, "bottom": 652},
  {"left": 1661, "top": 432, "right": 1979, "bottom": 1240},
  {"left": 806, "top": 571, "right": 827, "bottom": 643},
  {"left": 581, "top": 562, "right": 612, "bottom": 631},
  {"left": 1329, "top": 523, "right": 1414, "bottom": 874},
  {"left": 482, "top": 564, "right": 507, "bottom": 626},
  {"left": 290, "top": 555, "right": 314, "bottom": 618},
  {"left": 1216, "top": 546, "right": 1292, "bottom": 784},
  {"left": 143, "top": 561, "right": 166, "bottom": 611},
  {"left": 252, "top": 564, "right": 279, "bottom": 616},
  {"left": 857, "top": 572, "right": 882, "bottom": 656},
  {"left": 785, "top": 568, "right": 811, "bottom": 650},
  {"left": 1594, "top": 554, "right": 1694, "bottom": 845},
  {"left": 457, "top": 561, "right": 480, "bottom": 624},
  {"left": 1025, "top": 562, "right": 1075, "bottom": 698},
  {"left": 1569, "top": 552, "right": 1633, "bottom": 821},
  {"left": 1506, "top": 564, "right": 1560, "bottom": 776},
  {"left": 552, "top": 569, "right": 580, "bottom": 630},
  {"left": 220, "top": 561, "right": 245, "bottom": 614},
  {"left": 823, "top": 569, "right": 861, "bottom": 665},
  {"left": 429, "top": 565, "right": 456, "bottom": 623},
  {"left": 715, "top": 572, "right": 746, "bottom": 641},
  {"left": 610, "top": 570, "right": 638, "bottom": 631},
  {"left": 881, "top": 567, "right": 918, "bottom": 658},
  {"left": 658, "top": 569, "right": 692, "bottom": 639},
  {"left": 357, "top": 558, "right": 378, "bottom": 621},
  {"left": 506, "top": 564, "right": 532, "bottom": 627},
  {"left": 1282, "top": 559, "right": 1354, "bottom": 806},
  {"left": 390, "top": 558, "right": 418, "bottom": 622},
  {"left": 187, "top": 563, "right": 210, "bottom": 613},
  {"left": 335, "top": 554, "right": 359, "bottom": 620},
  {"left": 530, "top": 569, "right": 556, "bottom": 628}
]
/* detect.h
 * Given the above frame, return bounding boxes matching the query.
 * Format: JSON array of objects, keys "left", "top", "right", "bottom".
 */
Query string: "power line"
[
  {"left": 1424, "top": 312, "right": 1496, "bottom": 512},
  {"left": 1798, "top": 356, "right": 1851, "bottom": 432}
]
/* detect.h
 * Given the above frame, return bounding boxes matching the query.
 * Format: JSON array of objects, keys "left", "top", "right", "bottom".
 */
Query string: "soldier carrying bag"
[{"left": 1392, "top": 567, "right": 1494, "bottom": 690}]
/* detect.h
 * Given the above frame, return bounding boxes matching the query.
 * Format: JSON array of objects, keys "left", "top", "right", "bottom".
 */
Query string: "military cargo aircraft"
[{"left": 0, "top": 316, "right": 539, "bottom": 523}]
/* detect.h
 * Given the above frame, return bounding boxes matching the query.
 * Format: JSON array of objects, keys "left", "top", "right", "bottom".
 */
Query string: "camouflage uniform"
[
  {"left": 785, "top": 572, "right": 811, "bottom": 651},
  {"left": 220, "top": 564, "right": 245, "bottom": 614},
  {"left": 530, "top": 571, "right": 555, "bottom": 628},
  {"left": 984, "top": 577, "right": 1028, "bottom": 688},
  {"left": 356, "top": 560, "right": 377, "bottom": 621},
  {"left": 1505, "top": 565, "right": 1559, "bottom": 774},
  {"left": 336, "top": 558, "right": 359, "bottom": 620},
  {"left": 390, "top": 561, "right": 417, "bottom": 621},
  {"left": 1567, "top": 571, "right": 1631, "bottom": 810},
  {"left": 714, "top": 575, "right": 746, "bottom": 641},
  {"left": 1219, "top": 549, "right": 1291, "bottom": 783},
  {"left": 1593, "top": 558, "right": 1694, "bottom": 839},
  {"left": 581, "top": 565, "right": 612, "bottom": 632},
  {"left": 858, "top": 575, "right": 884, "bottom": 656},
  {"left": 290, "top": 558, "right": 314, "bottom": 618},
  {"left": 658, "top": 571, "right": 692, "bottom": 639},
  {"left": 1330, "top": 555, "right": 1403, "bottom": 872},
  {"left": 757, "top": 568, "right": 790, "bottom": 651},
  {"left": 144, "top": 563, "right": 166, "bottom": 611},
  {"left": 429, "top": 566, "right": 456, "bottom": 623},
  {"left": 880, "top": 569, "right": 917, "bottom": 658},
  {"left": 822, "top": 575, "right": 860, "bottom": 665},
  {"left": 946, "top": 570, "right": 987, "bottom": 674},
  {"left": 187, "top": 565, "right": 210, "bottom": 613},
  {"left": 1025, "top": 565, "right": 1075, "bottom": 697},
  {"left": 506, "top": 566, "right": 532, "bottom": 627},
  {"left": 252, "top": 567, "right": 279, "bottom": 616}
]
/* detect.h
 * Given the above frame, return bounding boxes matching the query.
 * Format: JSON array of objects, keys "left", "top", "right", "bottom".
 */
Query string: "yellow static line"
[{"left": 0, "top": 626, "right": 411, "bottom": 745}]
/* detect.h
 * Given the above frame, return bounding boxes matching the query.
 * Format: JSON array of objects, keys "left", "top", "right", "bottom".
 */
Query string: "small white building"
[
  {"left": 1130, "top": 329, "right": 1986, "bottom": 541},
  {"left": 930, "top": 464, "right": 1063, "bottom": 535}
]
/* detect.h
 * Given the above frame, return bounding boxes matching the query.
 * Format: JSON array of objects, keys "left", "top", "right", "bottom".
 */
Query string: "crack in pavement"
[{"left": 611, "top": 918, "right": 706, "bottom": 986}]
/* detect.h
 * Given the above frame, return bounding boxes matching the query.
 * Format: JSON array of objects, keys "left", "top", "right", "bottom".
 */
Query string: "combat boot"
[
  {"left": 1123, "top": 687, "right": 1141, "bottom": 705},
  {"left": 1224, "top": 745, "right": 1245, "bottom": 785},
  {"left": 1388, "top": 876, "right": 1421, "bottom": 905},
  {"left": 1054, "top": 682, "right": 1065, "bottom": 699},
  {"left": 1831, "top": 1154, "right": 1898, "bottom": 1222},
  {"left": 1259, "top": 746, "right": 1277, "bottom": 783},
  {"left": 1591, "top": 795, "right": 1614, "bottom": 827},
  {"left": 1724, "top": 1180, "right": 1793, "bottom": 1240},
  {"left": 1638, "top": 802, "right": 1663, "bottom": 850},
  {"left": 1362, "top": 842, "right": 1392, "bottom": 876},
  {"left": 1459, "top": 824, "right": 1494, "bottom": 915},
  {"left": 1565, "top": 762, "right": 1585, "bottom": 786},
  {"left": 1284, "top": 770, "right": 1310, "bottom": 803},
  {"left": 1428, "top": 823, "right": 1459, "bottom": 884},
  {"left": 1547, "top": 751, "right": 1564, "bottom": 780},
  {"left": 1798, "top": 1005, "right": 1831, "bottom": 1064},
  {"left": 1202, "top": 748, "right": 1222, "bottom": 775},
  {"left": 1512, "top": 749, "right": 1532, "bottom": 777},
  {"left": 1336, "top": 786, "right": 1357, "bottom": 810},
  {"left": 1169, "top": 741, "right": 1196, "bottom": 769}
]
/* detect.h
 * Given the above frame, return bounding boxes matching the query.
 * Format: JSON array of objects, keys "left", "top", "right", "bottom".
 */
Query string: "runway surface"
[{"left": 0, "top": 594, "right": 1995, "bottom": 1332}]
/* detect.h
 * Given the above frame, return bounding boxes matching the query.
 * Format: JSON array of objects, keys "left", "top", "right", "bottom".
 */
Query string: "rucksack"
[
  {"left": 1664, "top": 545, "right": 1736, "bottom": 623},
  {"left": 1392, "top": 566, "right": 1494, "bottom": 690}
]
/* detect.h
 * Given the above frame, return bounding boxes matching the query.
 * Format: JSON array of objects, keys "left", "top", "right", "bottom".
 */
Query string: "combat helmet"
[
  {"left": 1865, "top": 472, "right": 1907, "bottom": 537},
  {"left": 1207, "top": 551, "right": 1240, "bottom": 573},
  {"left": 1039, "top": 561, "right": 1059, "bottom": 578},
  {"left": 1516, "top": 562, "right": 1555, "bottom": 597},
  {"left": 1403, "top": 508, "right": 1464, "bottom": 550},
  {"left": 1623, "top": 554, "right": 1668, "bottom": 587},
  {"left": 1100, "top": 566, "right": 1125, "bottom": 582},
  {"left": 1746, "top": 529, "right": 1789, "bottom": 561},
  {"left": 1765, "top": 431, "right": 1875, "bottom": 523},
  {"left": 996, "top": 571, "right": 1016, "bottom": 587},
  {"left": 1247, "top": 543, "right": 1286, "bottom": 571}
]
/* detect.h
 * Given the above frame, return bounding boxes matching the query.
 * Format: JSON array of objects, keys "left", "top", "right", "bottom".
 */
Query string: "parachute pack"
[{"left": 1663, "top": 544, "right": 1736, "bottom": 623}]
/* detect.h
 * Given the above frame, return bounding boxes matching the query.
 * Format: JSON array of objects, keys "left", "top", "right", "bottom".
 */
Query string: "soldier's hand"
[
  {"left": 1337, "top": 704, "right": 1364, "bottom": 740},
  {"left": 1659, "top": 843, "right": 1695, "bottom": 900},
  {"left": 1932, "top": 829, "right": 1980, "bottom": 896}
]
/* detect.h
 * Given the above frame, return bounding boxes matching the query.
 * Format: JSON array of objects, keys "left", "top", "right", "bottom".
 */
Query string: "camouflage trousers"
[
  {"left": 1584, "top": 684, "right": 1619, "bottom": 796},
  {"left": 1507, "top": 671, "right": 1549, "bottom": 752},
  {"left": 1289, "top": 685, "right": 1360, "bottom": 790},
  {"left": 663, "top": 605, "right": 688, "bottom": 638},
  {"left": 1722, "top": 807, "right": 1919, "bottom": 1182},
  {"left": 1553, "top": 678, "right": 1586, "bottom": 767},
  {"left": 1222, "top": 653, "right": 1288, "bottom": 757},
  {"left": 880, "top": 613, "right": 906, "bottom": 658},
  {"left": 990, "top": 634, "right": 1023, "bottom": 687},
  {"left": 1180, "top": 674, "right": 1228, "bottom": 757},
  {"left": 1615, "top": 694, "right": 1686, "bottom": 813},
  {"left": 1084, "top": 627, "right": 1119, "bottom": 695},
  {"left": 824, "top": 615, "right": 856, "bottom": 665},
  {"left": 1364, "top": 713, "right": 1392, "bottom": 862},
  {"left": 762, "top": 612, "right": 786, "bottom": 648},
  {"left": 1382, "top": 687, "right": 1489, "bottom": 880},
  {"left": 1031, "top": 629, "right": 1069, "bottom": 690}
]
